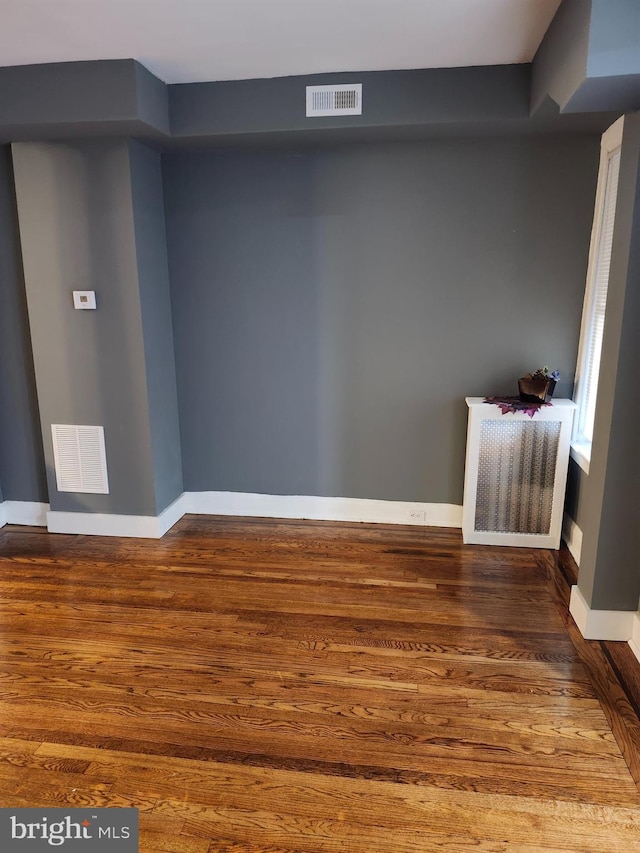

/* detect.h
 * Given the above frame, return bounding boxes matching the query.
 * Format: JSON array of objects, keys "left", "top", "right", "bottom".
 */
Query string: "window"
[{"left": 572, "top": 117, "right": 624, "bottom": 472}]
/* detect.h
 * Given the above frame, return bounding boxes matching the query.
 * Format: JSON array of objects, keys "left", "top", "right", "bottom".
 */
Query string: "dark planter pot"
[{"left": 518, "top": 377, "right": 556, "bottom": 403}]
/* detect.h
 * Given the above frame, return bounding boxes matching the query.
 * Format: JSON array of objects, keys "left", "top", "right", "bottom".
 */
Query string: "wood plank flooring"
[{"left": 0, "top": 515, "right": 639, "bottom": 851}]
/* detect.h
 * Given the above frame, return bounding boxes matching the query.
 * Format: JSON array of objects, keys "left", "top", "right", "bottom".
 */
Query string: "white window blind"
[{"left": 573, "top": 118, "right": 624, "bottom": 455}]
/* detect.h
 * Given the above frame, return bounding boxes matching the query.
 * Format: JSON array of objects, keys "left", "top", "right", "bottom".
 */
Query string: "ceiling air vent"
[
  {"left": 51, "top": 424, "right": 109, "bottom": 494},
  {"left": 306, "top": 84, "right": 362, "bottom": 117}
]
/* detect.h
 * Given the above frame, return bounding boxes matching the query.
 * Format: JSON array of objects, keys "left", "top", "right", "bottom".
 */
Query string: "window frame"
[{"left": 571, "top": 116, "right": 625, "bottom": 474}]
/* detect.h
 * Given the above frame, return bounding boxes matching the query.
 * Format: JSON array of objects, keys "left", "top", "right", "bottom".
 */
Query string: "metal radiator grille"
[{"left": 474, "top": 420, "right": 561, "bottom": 535}]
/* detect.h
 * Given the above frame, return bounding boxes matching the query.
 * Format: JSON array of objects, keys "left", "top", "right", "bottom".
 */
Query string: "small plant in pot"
[{"left": 518, "top": 366, "right": 560, "bottom": 403}]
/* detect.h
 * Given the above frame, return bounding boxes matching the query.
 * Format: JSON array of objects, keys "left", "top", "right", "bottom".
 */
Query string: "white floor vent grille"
[
  {"left": 306, "top": 84, "right": 362, "bottom": 116},
  {"left": 51, "top": 424, "right": 109, "bottom": 494}
]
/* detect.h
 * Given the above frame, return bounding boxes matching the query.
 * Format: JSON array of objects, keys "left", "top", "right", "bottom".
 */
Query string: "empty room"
[{"left": 1, "top": 1, "right": 639, "bottom": 850}]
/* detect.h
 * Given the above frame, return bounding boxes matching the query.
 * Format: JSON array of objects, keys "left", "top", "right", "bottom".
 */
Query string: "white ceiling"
[{"left": 0, "top": 0, "right": 562, "bottom": 85}]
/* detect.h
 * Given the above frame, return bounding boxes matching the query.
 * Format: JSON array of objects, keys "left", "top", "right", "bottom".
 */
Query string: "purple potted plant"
[{"left": 518, "top": 366, "right": 560, "bottom": 403}]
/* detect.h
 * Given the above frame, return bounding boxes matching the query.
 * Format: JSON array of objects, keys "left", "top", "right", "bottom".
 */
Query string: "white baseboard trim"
[
  {"left": 569, "top": 585, "right": 636, "bottom": 641},
  {"left": 157, "top": 494, "right": 189, "bottom": 537},
  {"left": 47, "top": 494, "right": 187, "bottom": 539},
  {"left": 46, "top": 510, "right": 165, "bottom": 538},
  {"left": 4, "top": 492, "right": 462, "bottom": 538},
  {"left": 0, "top": 501, "right": 50, "bottom": 527},
  {"left": 630, "top": 613, "right": 640, "bottom": 665},
  {"left": 183, "top": 491, "right": 463, "bottom": 528},
  {"left": 562, "top": 514, "right": 582, "bottom": 565}
]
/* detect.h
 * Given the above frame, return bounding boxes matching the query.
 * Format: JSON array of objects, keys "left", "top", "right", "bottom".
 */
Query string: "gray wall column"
[
  {"left": 0, "top": 145, "right": 47, "bottom": 503},
  {"left": 129, "top": 141, "right": 183, "bottom": 512},
  {"left": 11, "top": 139, "right": 182, "bottom": 517},
  {"left": 532, "top": 0, "right": 640, "bottom": 115},
  {"left": 576, "top": 110, "right": 640, "bottom": 612}
]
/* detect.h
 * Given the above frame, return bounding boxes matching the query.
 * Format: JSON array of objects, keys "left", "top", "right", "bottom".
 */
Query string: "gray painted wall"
[
  {"left": 0, "top": 60, "right": 170, "bottom": 143},
  {"left": 0, "top": 145, "right": 47, "bottom": 503},
  {"left": 165, "top": 137, "right": 599, "bottom": 503},
  {"left": 134, "top": 64, "right": 171, "bottom": 136},
  {"left": 588, "top": 0, "right": 640, "bottom": 79},
  {"left": 169, "top": 66, "right": 530, "bottom": 141},
  {"left": 531, "top": 0, "right": 591, "bottom": 114},
  {"left": 573, "top": 111, "right": 640, "bottom": 611},
  {"left": 0, "top": 61, "right": 136, "bottom": 130},
  {"left": 0, "top": 59, "right": 619, "bottom": 148},
  {"left": 12, "top": 140, "right": 160, "bottom": 516},
  {"left": 129, "top": 140, "right": 183, "bottom": 512},
  {"left": 531, "top": 0, "right": 640, "bottom": 116}
]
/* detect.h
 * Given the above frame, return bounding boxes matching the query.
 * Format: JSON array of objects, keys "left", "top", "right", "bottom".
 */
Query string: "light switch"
[{"left": 73, "top": 291, "right": 96, "bottom": 310}]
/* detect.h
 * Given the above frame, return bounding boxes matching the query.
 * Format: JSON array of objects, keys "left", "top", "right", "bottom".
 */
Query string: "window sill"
[{"left": 570, "top": 441, "right": 591, "bottom": 474}]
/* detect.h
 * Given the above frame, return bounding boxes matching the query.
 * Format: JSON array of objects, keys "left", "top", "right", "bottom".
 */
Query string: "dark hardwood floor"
[{"left": 0, "top": 515, "right": 639, "bottom": 851}]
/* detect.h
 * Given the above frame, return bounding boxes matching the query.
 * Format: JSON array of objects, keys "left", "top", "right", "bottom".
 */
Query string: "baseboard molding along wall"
[
  {"left": 183, "top": 491, "right": 463, "bottom": 528},
  {"left": 569, "top": 584, "right": 636, "bottom": 641},
  {"left": 565, "top": 522, "right": 640, "bottom": 663},
  {"left": 46, "top": 494, "right": 188, "bottom": 539},
  {"left": 0, "top": 499, "right": 183, "bottom": 538},
  {"left": 0, "top": 500, "right": 49, "bottom": 528},
  {"left": 562, "top": 514, "right": 582, "bottom": 565},
  {"left": 630, "top": 613, "right": 640, "bottom": 665},
  {"left": 0, "top": 493, "right": 463, "bottom": 537}
]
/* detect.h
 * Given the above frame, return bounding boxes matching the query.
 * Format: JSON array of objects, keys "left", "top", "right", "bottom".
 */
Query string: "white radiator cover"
[{"left": 462, "top": 398, "right": 576, "bottom": 548}]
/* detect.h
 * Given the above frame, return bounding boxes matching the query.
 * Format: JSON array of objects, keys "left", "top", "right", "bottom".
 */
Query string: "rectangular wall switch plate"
[{"left": 73, "top": 290, "right": 96, "bottom": 309}]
